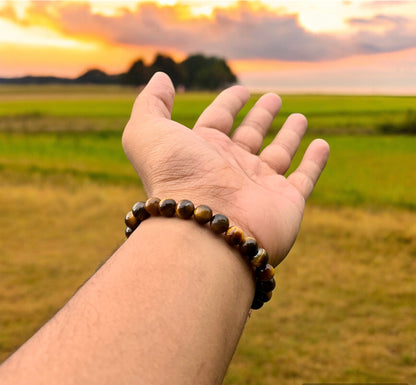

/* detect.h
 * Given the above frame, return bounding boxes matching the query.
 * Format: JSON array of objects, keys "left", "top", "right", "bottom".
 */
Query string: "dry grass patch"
[
  {"left": 1, "top": 183, "right": 415, "bottom": 384},
  {"left": 225, "top": 206, "right": 416, "bottom": 384},
  {"left": 0, "top": 181, "right": 145, "bottom": 360}
]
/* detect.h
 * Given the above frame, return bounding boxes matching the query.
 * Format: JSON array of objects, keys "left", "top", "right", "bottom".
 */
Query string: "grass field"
[{"left": 0, "top": 85, "right": 415, "bottom": 383}]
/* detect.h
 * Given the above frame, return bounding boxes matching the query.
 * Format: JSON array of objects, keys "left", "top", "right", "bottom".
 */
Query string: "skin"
[
  {"left": 0, "top": 72, "right": 329, "bottom": 385},
  {"left": 123, "top": 72, "right": 330, "bottom": 265}
]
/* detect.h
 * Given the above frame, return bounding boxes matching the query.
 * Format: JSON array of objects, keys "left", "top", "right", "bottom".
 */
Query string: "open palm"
[{"left": 122, "top": 72, "right": 329, "bottom": 266}]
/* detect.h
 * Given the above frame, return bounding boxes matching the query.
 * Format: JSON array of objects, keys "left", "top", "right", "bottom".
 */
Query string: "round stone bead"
[
  {"left": 176, "top": 199, "right": 195, "bottom": 219},
  {"left": 258, "top": 277, "right": 276, "bottom": 292},
  {"left": 224, "top": 226, "right": 245, "bottom": 247},
  {"left": 240, "top": 237, "right": 259, "bottom": 259},
  {"left": 251, "top": 297, "right": 264, "bottom": 310},
  {"left": 159, "top": 198, "right": 177, "bottom": 217},
  {"left": 257, "top": 264, "right": 275, "bottom": 281},
  {"left": 132, "top": 201, "right": 150, "bottom": 221},
  {"left": 256, "top": 290, "right": 273, "bottom": 303},
  {"left": 125, "top": 211, "right": 140, "bottom": 230},
  {"left": 193, "top": 205, "right": 213, "bottom": 224},
  {"left": 210, "top": 214, "right": 229, "bottom": 234},
  {"left": 125, "top": 226, "right": 134, "bottom": 238},
  {"left": 145, "top": 197, "right": 161, "bottom": 216},
  {"left": 251, "top": 248, "right": 269, "bottom": 268}
]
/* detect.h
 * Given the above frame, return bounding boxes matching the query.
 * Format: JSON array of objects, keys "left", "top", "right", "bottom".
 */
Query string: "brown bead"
[
  {"left": 251, "top": 248, "right": 269, "bottom": 268},
  {"left": 258, "top": 277, "right": 276, "bottom": 292},
  {"left": 257, "top": 264, "right": 275, "bottom": 281},
  {"left": 210, "top": 214, "right": 229, "bottom": 234},
  {"left": 176, "top": 199, "right": 195, "bottom": 219},
  {"left": 193, "top": 205, "right": 212, "bottom": 224},
  {"left": 240, "top": 237, "right": 258, "bottom": 259},
  {"left": 256, "top": 290, "right": 273, "bottom": 303},
  {"left": 145, "top": 197, "right": 161, "bottom": 216},
  {"left": 125, "top": 211, "right": 140, "bottom": 229},
  {"left": 132, "top": 201, "right": 150, "bottom": 221},
  {"left": 159, "top": 198, "right": 176, "bottom": 217},
  {"left": 125, "top": 226, "right": 134, "bottom": 238},
  {"left": 251, "top": 297, "right": 264, "bottom": 310},
  {"left": 224, "top": 226, "right": 245, "bottom": 247}
]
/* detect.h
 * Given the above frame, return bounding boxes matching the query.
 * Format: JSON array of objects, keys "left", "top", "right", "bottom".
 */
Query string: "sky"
[{"left": 1, "top": 0, "right": 416, "bottom": 94}]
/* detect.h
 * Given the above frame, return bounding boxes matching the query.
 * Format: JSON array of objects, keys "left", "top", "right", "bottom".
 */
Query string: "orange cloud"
[
  {"left": 2, "top": 1, "right": 416, "bottom": 62},
  {"left": 0, "top": 38, "right": 147, "bottom": 78},
  {"left": 1, "top": 0, "right": 416, "bottom": 93}
]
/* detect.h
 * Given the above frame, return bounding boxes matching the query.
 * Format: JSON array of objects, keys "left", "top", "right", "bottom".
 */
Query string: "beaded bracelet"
[{"left": 124, "top": 197, "right": 276, "bottom": 310}]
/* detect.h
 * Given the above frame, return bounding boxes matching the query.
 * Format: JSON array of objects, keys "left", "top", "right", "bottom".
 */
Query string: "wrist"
[
  {"left": 147, "top": 188, "right": 249, "bottom": 235},
  {"left": 127, "top": 214, "right": 256, "bottom": 308},
  {"left": 124, "top": 197, "right": 277, "bottom": 310}
]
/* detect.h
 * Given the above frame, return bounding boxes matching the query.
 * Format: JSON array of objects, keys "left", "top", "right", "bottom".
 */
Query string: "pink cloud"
[{"left": 2, "top": 1, "right": 416, "bottom": 62}]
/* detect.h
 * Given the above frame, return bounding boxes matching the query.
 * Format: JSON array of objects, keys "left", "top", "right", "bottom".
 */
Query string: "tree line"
[
  {"left": 119, "top": 53, "right": 237, "bottom": 90},
  {"left": 0, "top": 53, "right": 238, "bottom": 90}
]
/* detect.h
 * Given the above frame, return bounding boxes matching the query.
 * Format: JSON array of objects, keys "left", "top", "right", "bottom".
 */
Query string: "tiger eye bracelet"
[{"left": 124, "top": 198, "right": 276, "bottom": 310}]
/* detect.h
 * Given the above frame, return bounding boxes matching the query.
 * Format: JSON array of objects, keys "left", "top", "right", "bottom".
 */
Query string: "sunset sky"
[{"left": 1, "top": 0, "right": 416, "bottom": 93}]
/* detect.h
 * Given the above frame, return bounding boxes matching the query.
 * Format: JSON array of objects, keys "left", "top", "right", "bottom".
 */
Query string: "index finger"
[{"left": 193, "top": 85, "right": 250, "bottom": 135}]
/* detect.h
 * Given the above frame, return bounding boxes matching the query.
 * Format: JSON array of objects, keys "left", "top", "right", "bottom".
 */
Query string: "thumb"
[
  {"left": 122, "top": 72, "right": 176, "bottom": 180},
  {"left": 122, "top": 72, "right": 174, "bottom": 153},
  {"left": 131, "top": 71, "right": 175, "bottom": 120}
]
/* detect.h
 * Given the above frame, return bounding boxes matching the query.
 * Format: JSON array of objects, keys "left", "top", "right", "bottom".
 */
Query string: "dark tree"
[
  {"left": 1, "top": 52, "right": 238, "bottom": 89},
  {"left": 121, "top": 59, "right": 150, "bottom": 86},
  {"left": 76, "top": 69, "right": 120, "bottom": 84},
  {"left": 180, "top": 54, "right": 237, "bottom": 90},
  {"left": 149, "top": 54, "right": 184, "bottom": 87}
]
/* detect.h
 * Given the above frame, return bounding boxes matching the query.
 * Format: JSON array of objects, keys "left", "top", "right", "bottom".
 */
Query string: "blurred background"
[{"left": 0, "top": 1, "right": 415, "bottom": 384}]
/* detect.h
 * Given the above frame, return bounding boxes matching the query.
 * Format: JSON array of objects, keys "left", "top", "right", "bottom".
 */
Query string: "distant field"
[
  {"left": 1, "top": 85, "right": 415, "bottom": 383},
  {"left": 1, "top": 85, "right": 415, "bottom": 209},
  {"left": 1, "top": 132, "right": 415, "bottom": 209},
  {"left": 1, "top": 85, "right": 415, "bottom": 134}
]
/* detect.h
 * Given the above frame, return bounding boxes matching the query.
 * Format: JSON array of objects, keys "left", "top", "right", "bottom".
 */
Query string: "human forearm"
[
  {"left": 0, "top": 217, "right": 254, "bottom": 385},
  {"left": 0, "top": 71, "right": 330, "bottom": 384}
]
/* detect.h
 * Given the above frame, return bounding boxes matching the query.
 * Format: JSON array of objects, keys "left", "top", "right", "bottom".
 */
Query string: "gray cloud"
[
  {"left": 347, "top": 14, "right": 416, "bottom": 54},
  {"left": 348, "top": 14, "right": 408, "bottom": 26},
  {"left": 361, "top": 1, "right": 412, "bottom": 7},
  {"left": 3, "top": 1, "right": 416, "bottom": 61}
]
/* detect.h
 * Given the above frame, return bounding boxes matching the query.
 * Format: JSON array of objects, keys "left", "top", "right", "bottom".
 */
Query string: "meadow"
[{"left": 0, "top": 85, "right": 415, "bottom": 384}]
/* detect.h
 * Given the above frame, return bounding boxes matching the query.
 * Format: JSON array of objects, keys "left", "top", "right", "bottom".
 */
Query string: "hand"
[{"left": 122, "top": 72, "right": 329, "bottom": 266}]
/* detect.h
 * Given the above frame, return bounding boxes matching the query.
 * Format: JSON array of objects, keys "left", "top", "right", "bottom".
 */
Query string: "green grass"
[
  {"left": 1, "top": 85, "right": 416, "bottom": 210},
  {"left": 2, "top": 85, "right": 416, "bottom": 133},
  {"left": 0, "top": 131, "right": 136, "bottom": 184},
  {"left": 0, "top": 98, "right": 134, "bottom": 118},
  {"left": 289, "top": 135, "right": 416, "bottom": 210},
  {"left": 1, "top": 131, "right": 415, "bottom": 210},
  {"left": 1, "top": 85, "right": 416, "bottom": 383}
]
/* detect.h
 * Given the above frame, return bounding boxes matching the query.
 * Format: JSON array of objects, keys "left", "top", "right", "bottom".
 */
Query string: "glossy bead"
[
  {"left": 193, "top": 205, "right": 213, "bottom": 224},
  {"left": 256, "top": 290, "right": 273, "bottom": 303},
  {"left": 251, "top": 297, "right": 264, "bottom": 310},
  {"left": 210, "top": 214, "right": 229, "bottom": 234},
  {"left": 132, "top": 201, "right": 150, "bottom": 221},
  {"left": 125, "top": 211, "right": 140, "bottom": 229},
  {"left": 159, "top": 198, "right": 177, "bottom": 217},
  {"left": 251, "top": 248, "right": 269, "bottom": 268},
  {"left": 258, "top": 277, "right": 276, "bottom": 292},
  {"left": 257, "top": 264, "right": 275, "bottom": 281},
  {"left": 145, "top": 197, "right": 161, "bottom": 216},
  {"left": 224, "top": 226, "right": 245, "bottom": 247},
  {"left": 125, "top": 226, "right": 134, "bottom": 238},
  {"left": 176, "top": 199, "right": 195, "bottom": 219},
  {"left": 240, "top": 237, "right": 258, "bottom": 259}
]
